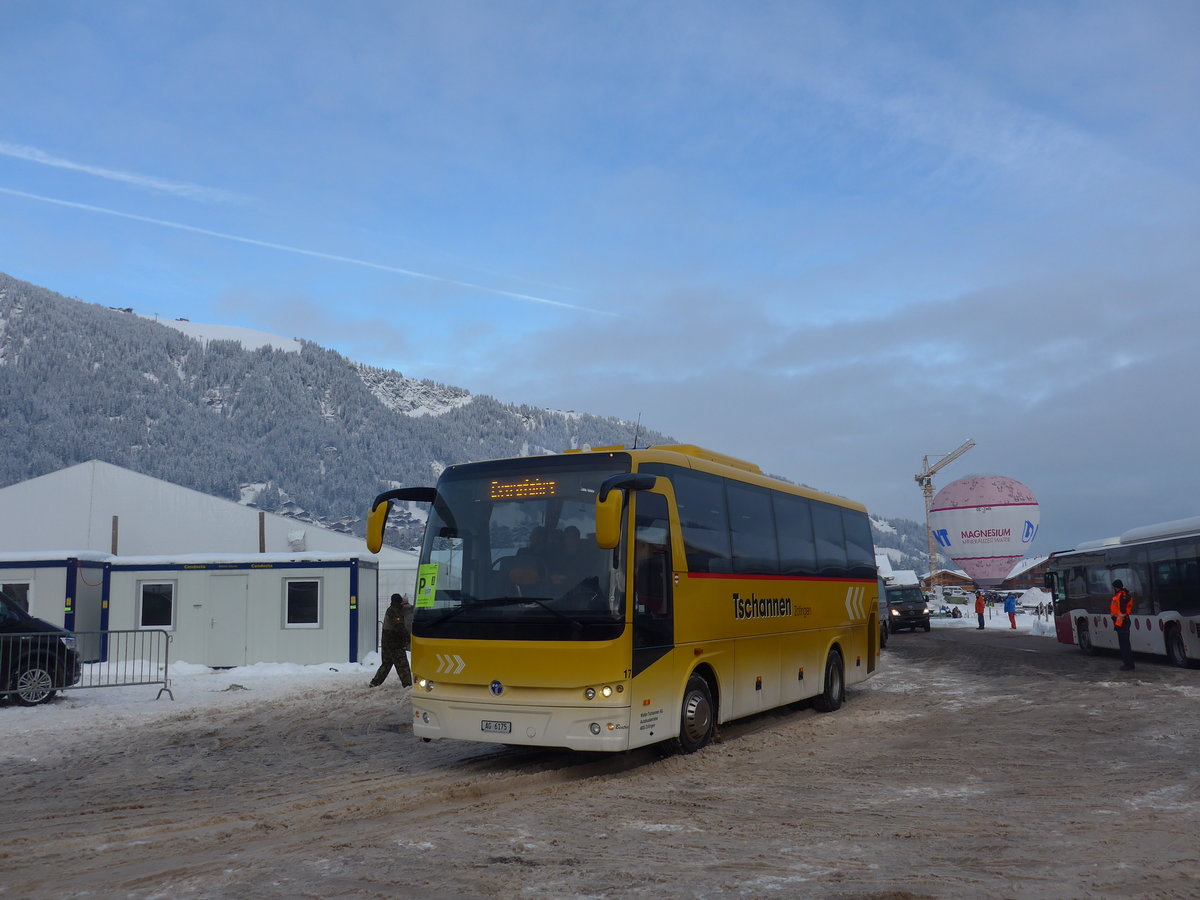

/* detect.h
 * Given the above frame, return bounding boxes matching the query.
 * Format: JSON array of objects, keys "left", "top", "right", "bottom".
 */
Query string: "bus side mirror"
[
  {"left": 594, "top": 473, "right": 658, "bottom": 549},
  {"left": 366, "top": 498, "right": 392, "bottom": 553},
  {"left": 596, "top": 492, "right": 622, "bottom": 549},
  {"left": 366, "top": 487, "right": 437, "bottom": 553}
]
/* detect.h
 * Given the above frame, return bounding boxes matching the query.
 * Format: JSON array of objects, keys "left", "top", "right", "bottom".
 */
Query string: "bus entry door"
[{"left": 632, "top": 492, "right": 674, "bottom": 651}]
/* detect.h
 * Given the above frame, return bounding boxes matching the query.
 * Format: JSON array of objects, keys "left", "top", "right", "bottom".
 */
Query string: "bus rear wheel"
[
  {"left": 812, "top": 649, "right": 844, "bottom": 712},
  {"left": 675, "top": 674, "right": 715, "bottom": 753},
  {"left": 1166, "top": 625, "right": 1190, "bottom": 668}
]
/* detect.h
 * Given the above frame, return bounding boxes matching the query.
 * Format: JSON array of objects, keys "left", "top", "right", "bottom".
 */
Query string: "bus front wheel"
[
  {"left": 1077, "top": 619, "right": 1095, "bottom": 654},
  {"left": 812, "top": 649, "right": 845, "bottom": 712},
  {"left": 675, "top": 674, "right": 715, "bottom": 753}
]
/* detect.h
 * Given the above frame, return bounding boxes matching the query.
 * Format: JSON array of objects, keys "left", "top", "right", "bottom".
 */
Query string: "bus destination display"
[{"left": 489, "top": 477, "right": 558, "bottom": 501}]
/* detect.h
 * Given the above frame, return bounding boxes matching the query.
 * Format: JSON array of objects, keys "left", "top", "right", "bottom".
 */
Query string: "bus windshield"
[{"left": 414, "top": 453, "right": 631, "bottom": 641}]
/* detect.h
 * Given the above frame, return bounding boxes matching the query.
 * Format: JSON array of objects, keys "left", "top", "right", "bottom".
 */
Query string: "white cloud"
[{"left": 0, "top": 141, "right": 248, "bottom": 203}]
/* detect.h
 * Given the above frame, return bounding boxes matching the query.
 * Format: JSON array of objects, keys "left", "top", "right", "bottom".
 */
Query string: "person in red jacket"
[
  {"left": 1111, "top": 579, "right": 1135, "bottom": 671},
  {"left": 974, "top": 591, "right": 986, "bottom": 630}
]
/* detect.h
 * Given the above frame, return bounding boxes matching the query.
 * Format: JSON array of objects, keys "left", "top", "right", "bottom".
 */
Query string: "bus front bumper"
[{"left": 411, "top": 698, "right": 633, "bottom": 752}]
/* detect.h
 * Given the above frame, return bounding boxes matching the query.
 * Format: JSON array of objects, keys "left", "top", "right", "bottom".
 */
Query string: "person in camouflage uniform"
[{"left": 370, "top": 593, "right": 413, "bottom": 687}]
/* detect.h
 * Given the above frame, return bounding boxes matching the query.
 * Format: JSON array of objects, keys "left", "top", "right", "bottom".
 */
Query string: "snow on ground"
[
  {"left": 0, "top": 652, "right": 395, "bottom": 755},
  {"left": 928, "top": 606, "right": 1059, "bottom": 638},
  {"left": 0, "top": 599, "right": 1062, "bottom": 753},
  {"left": 9, "top": 598, "right": 1200, "bottom": 899},
  {"left": 2, "top": 589, "right": 1061, "bottom": 752},
  {"left": 927, "top": 588, "right": 1059, "bottom": 637}
]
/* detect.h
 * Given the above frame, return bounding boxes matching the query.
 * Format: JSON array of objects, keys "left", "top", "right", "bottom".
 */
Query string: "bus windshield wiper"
[
  {"left": 424, "top": 605, "right": 470, "bottom": 629},
  {"left": 423, "top": 595, "right": 481, "bottom": 629},
  {"left": 487, "top": 596, "right": 584, "bottom": 630}
]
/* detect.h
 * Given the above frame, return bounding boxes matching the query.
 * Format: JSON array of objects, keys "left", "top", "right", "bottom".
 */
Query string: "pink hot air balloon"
[{"left": 928, "top": 475, "right": 1040, "bottom": 585}]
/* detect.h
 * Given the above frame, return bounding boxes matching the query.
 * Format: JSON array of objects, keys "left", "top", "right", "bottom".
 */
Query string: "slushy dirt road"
[{"left": 3, "top": 628, "right": 1198, "bottom": 899}]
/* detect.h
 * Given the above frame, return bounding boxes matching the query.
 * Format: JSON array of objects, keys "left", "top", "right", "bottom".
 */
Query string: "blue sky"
[{"left": 2, "top": 1, "right": 1197, "bottom": 553}]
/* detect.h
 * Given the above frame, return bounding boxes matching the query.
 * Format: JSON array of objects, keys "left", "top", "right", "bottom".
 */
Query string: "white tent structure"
[{"left": 0, "top": 460, "right": 417, "bottom": 611}]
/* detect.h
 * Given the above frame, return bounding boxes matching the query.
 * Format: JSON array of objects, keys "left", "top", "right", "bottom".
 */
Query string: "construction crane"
[{"left": 915, "top": 439, "right": 975, "bottom": 590}]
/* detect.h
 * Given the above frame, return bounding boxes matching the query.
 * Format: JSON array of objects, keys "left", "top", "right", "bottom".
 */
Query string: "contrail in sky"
[
  {"left": 0, "top": 141, "right": 246, "bottom": 203},
  {"left": 0, "top": 187, "right": 605, "bottom": 314}
]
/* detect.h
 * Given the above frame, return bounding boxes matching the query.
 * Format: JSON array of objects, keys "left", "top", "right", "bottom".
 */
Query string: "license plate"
[{"left": 481, "top": 720, "right": 512, "bottom": 734}]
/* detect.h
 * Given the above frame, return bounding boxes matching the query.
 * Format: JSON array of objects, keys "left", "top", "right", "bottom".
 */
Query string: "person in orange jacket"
[
  {"left": 974, "top": 591, "right": 986, "bottom": 630},
  {"left": 1111, "top": 579, "right": 1135, "bottom": 670}
]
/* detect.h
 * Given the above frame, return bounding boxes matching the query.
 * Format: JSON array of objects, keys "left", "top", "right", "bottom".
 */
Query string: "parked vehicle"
[
  {"left": 0, "top": 590, "right": 82, "bottom": 706},
  {"left": 885, "top": 585, "right": 931, "bottom": 632}
]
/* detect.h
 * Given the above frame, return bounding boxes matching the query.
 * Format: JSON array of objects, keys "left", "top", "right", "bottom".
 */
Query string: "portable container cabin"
[{"left": 104, "top": 553, "right": 378, "bottom": 667}]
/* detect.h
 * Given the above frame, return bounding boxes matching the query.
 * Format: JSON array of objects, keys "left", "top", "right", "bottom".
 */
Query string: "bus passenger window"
[{"left": 774, "top": 494, "right": 816, "bottom": 576}]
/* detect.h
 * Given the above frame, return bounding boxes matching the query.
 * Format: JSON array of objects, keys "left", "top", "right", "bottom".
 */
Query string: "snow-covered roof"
[
  {"left": 0, "top": 550, "right": 110, "bottom": 564},
  {"left": 111, "top": 552, "right": 377, "bottom": 566},
  {"left": 0, "top": 460, "right": 415, "bottom": 568},
  {"left": 1004, "top": 556, "right": 1050, "bottom": 579}
]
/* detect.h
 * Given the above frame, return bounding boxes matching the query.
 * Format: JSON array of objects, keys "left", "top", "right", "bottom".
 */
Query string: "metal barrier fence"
[{"left": 2, "top": 629, "right": 173, "bottom": 706}]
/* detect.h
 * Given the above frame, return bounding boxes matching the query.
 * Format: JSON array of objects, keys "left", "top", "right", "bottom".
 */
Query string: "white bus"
[{"left": 1045, "top": 515, "right": 1200, "bottom": 666}]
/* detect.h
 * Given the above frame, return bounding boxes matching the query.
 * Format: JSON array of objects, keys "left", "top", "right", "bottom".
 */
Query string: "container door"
[{"left": 208, "top": 575, "right": 248, "bottom": 667}]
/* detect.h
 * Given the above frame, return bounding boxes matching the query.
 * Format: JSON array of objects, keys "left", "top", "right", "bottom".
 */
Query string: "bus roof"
[
  {"left": 564, "top": 443, "right": 868, "bottom": 514},
  {"left": 1056, "top": 514, "right": 1200, "bottom": 556}
]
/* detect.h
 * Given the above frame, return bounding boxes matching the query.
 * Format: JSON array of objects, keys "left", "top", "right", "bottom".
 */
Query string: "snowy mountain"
[
  {"left": 870, "top": 514, "right": 933, "bottom": 577},
  {"left": 0, "top": 272, "right": 671, "bottom": 548},
  {"left": 0, "top": 271, "right": 927, "bottom": 558}
]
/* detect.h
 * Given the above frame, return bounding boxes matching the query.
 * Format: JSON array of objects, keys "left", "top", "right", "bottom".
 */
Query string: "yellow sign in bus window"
[
  {"left": 489, "top": 478, "right": 557, "bottom": 500},
  {"left": 416, "top": 563, "right": 439, "bottom": 607}
]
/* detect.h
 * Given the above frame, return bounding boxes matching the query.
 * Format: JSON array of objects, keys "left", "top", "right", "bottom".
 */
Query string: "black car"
[
  {"left": 0, "top": 590, "right": 82, "bottom": 706},
  {"left": 885, "top": 585, "right": 931, "bottom": 633}
]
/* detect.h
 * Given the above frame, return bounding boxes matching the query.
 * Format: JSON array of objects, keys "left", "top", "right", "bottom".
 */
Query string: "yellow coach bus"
[{"left": 366, "top": 444, "right": 879, "bottom": 753}]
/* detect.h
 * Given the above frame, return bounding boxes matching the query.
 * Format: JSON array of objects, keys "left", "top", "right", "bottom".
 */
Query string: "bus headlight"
[
  {"left": 584, "top": 687, "right": 596, "bottom": 700},
  {"left": 589, "top": 723, "right": 601, "bottom": 735},
  {"left": 601, "top": 685, "right": 613, "bottom": 697}
]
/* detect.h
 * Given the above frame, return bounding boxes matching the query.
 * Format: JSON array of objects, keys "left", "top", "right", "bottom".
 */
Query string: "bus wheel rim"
[{"left": 682, "top": 690, "right": 712, "bottom": 743}]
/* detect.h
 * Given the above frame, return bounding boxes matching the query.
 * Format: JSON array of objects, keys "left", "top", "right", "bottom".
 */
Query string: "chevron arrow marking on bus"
[
  {"left": 844, "top": 586, "right": 866, "bottom": 620},
  {"left": 435, "top": 654, "right": 466, "bottom": 674}
]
